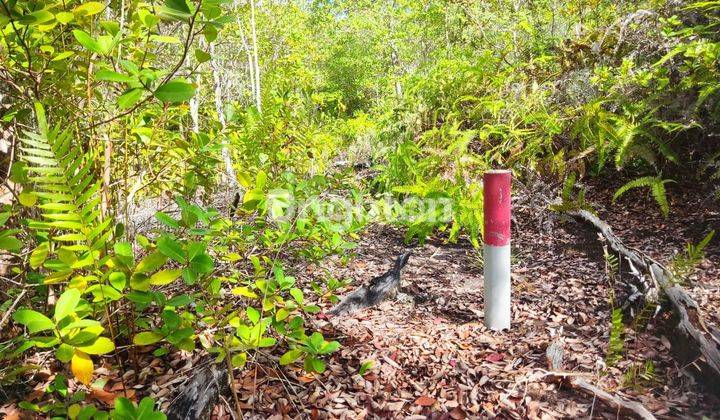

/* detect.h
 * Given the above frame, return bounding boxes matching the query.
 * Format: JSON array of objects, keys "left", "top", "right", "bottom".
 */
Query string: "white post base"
[{"left": 484, "top": 244, "right": 511, "bottom": 330}]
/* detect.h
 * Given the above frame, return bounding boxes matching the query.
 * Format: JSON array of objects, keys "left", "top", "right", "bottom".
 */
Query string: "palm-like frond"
[{"left": 20, "top": 104, "right": 111, "bottom": 257}]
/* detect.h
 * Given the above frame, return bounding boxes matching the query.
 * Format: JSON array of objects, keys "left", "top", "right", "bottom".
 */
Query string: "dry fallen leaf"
[
  {"left": 484, "top": 352, "right": 505, "bottom": 363},
  {"left": 414, "top": 395, "right": 437, "bottom": 407}
]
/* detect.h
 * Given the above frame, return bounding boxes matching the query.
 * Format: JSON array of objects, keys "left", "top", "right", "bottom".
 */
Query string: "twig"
[{"left": 0, "top": 289, "right": 28, "bottom": 330}]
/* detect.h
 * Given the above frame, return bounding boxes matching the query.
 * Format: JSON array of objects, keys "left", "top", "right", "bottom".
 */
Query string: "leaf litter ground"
[
  {"left": 212, "top": 180, "right": 720, "bottom": 418},
  {"left": 2, "top": 181, "right": 719, "bottom": 419}
]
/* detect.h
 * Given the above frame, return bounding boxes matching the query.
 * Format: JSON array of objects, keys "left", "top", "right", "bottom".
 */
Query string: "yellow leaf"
[
  {"left": 231, "top": 286, "right": 258, "bottom": 299},
  {"left": 73, "top": 1, "right": 105, "bottom": 16},
  {"left": 149, "top": 269, "right": 182, "bottom": 286},
  {"left": 71, "top": 350, "right": 94, "bottom": 385}
]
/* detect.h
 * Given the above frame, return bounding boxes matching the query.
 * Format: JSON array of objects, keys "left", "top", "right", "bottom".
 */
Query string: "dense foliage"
[{"left": 1, "top": 0, "right": 718, "bottom": 415}]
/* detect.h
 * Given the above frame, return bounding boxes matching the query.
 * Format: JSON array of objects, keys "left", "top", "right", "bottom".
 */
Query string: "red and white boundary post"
[{"left": 483, "top": 170, "right": 511, "bottom": 331}]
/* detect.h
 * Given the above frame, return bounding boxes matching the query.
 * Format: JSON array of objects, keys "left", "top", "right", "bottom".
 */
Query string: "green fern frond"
[
  {"left": 20, "top": 104, "right": 110, "bottom": 259},
  {"left": 613, "top": 120, "right": 637, "bottom": 168},
  {"left": 650, "top": 180, "right": 670, "bottom": 217},
  {"left": 606, "top": 307, "right": 625, "bottom": 366},
  {"left": 613, "top": 176, "right": 656, "bottom": 201},
  {"left": 613, "top": 176, "right": 674, "bottom": 218}
]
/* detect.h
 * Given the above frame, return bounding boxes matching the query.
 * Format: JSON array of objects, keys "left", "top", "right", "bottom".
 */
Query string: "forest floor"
[
  {"left": 220, "top": 179, "right": 719, "bottom": 419},
  {"left": 3, "top": 181, "right": 719, "bottom": 419}
]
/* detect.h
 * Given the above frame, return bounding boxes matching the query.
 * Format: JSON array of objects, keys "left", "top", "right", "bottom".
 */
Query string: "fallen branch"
[
  {"left": 545, "top": 342, "right": 657, "bottom": 420},
  {"left": 568, "top": 209, "right": 720, "bottom": 392}
]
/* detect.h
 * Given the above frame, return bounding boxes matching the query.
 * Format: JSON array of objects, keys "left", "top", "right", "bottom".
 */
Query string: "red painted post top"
[{"left": 483, "top": 170, "right": 512, "bottom": 246}]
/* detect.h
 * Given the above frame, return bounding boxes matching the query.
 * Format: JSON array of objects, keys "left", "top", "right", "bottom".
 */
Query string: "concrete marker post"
[{"left": 483, "top": 169, "right": 512, "bottom": 331}]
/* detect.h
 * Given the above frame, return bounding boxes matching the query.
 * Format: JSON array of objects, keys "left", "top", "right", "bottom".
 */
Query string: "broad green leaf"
[
  {"left": 108, "top": 271, "right": 127, "bottom": 291},
  {"left": 95, "top": 69, "right": 135, "bottom": 83},
  {"left": 61, "top": 319, "right": 101, "bottom": 331},
  {"left": 78, "top": 337, "right": 115, "bottom": 355},
  {"left": 203, "top": 24, "right": 217, "bottom": 42},
  {"left": 259, "top": 337, "right": 276, "bottom": 347},
  {"left": 73, "top": 2, "right": 105, "bottom": 17},
  {"left": 100, "top": 20, "right": 120, "bottom": 35},
  {"left": 13, "top": 309, "right": 55, "bottom": 333},
  {"left": 231, "top": 287, "right": 258, "bottom": 299},
  {"left": 0, "top": 236, "right": 22, "bottom": 252},
  {"left": 19, "top": 191, "right": 37, "bottom": 206},
  {"left": 56, "top": 343, "right": 74, "bottom": 362},
  {"left": 157, "top": 236, "right": 185, "bottom": 263},
  {"left": 155, "top": 212, "right": 180, "bottom": 228},
  {"left": 86, "top": 284, "right": 122, "bottom": 301},
  {"left": 359, "top": 360, "right": 373, "bottom": 375},
  {"left": 154, "top": 80, "right": 195, "bottom": 103},
  {"left": 117, "top": 88, "right": 144, "bottom": 109},
  {"left": 54, "top": 288, "right": 81, "bottom": 321},
  {"left": 96, "top": 35, "right": 115, "bottom": 55},
  {"left": 52, "top": 51, "right": 74, "bottom": 61},
  {"left": 0, "top": 212, "right": 10, "bottom": 227},
  {"left": 135, "top": 252, "right": 168, "bottom": 273},
  {"left": 66, "top": 325, "right": 104, "bottom": 347},
  {"left": 194, "top": 49, "right": 211, "bottom": 63},
  {"left": 166, "top": 294, "right": 191, "bottom": 307},
  {"left": 71, "top": 350, "right": 94, "bottom": 385},
  {"left": 150, "top": 269, "right": 182, "bottom": 286},
  {"left": 114, "top": 242, "right": 133, "bottom": 264},
  {"left": 30, "top": 244, "right": 49, "bottom": 269},
  {"left": 279, "top": 349, "right": 303, "bottom": 365},
  {"left": 72, "top": 30, "right": 102, "bottom": 54},
  {"left": 304, "top": 356, "right": 325, "bottom": 373},
  {"left": 163, "top": 0, "right": 191, "bottom": 16},
  {"left": 130, "top": 273, "right": 151, "bottom": 291},
  {"left": 246, "top": 307, "right": 260, "bottom": 324},
  {"left": 56, "top": 12, "right": 74, "bottom": 24},
  {"left": 276, "top": 308, "right": 291, "bottom": 321},
  {"left": 231, "top": 352, "right": 247, "bottom": 368},
  {"left": 303, "top": 305, "right": 321, "bottom": 314},
  {"left": 190, "top": 254, "right": 213, "bottom": 273},
  {"left": 318, "top": 341, "right": 340, "bottom": 355},
  {"left": 133, "top": 331, "right": 164, "bottom": 345},
  {"left": 289, "top": 288, "right": 304, "bottom": 305}
]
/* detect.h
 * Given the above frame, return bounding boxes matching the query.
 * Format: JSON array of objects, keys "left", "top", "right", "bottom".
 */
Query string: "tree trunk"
[{"left": 249, "top": 0, "right": 261, "bottom": 112}]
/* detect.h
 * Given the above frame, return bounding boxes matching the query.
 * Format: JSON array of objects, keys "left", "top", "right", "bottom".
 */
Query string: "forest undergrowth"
[{"left": 1, "top": 0, "right": 719, "bottom": 418}]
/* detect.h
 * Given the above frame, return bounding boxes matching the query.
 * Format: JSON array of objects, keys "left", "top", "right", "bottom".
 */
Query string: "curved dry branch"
[{"left": 569, "top": 209, "right": 720, "bottom": 393}]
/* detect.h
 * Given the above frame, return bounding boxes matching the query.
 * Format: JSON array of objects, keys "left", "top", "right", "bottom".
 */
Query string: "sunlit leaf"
[
  {"left": 150, "top": 269, "right": 182, "bottom": 286},
  {"left": 77, "top": 337, "right": 115, "bottom": 355},
  {"left": 71, "top": 350, "right": 94, "bottom": 385},
  {"left": 13, "top": 309, "right": 54, "bottom": 333},
  {"left": 54, "top": 288, "right": 81, "bottom": 321},
  {"left": 154, "top": 80, "right": 195, "bottom": 103},
  {"left": 73, "top": 2, "right": 105, "bottom": 17},
  {"left": 133, "top": 331, "right": 164, "bottom": 345},
  {"left": 72, "top": 30, "right": 102, "bottom": 54}
]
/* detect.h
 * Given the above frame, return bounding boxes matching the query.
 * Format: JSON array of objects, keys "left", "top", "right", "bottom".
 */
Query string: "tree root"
[
  {"left": 166, "top": 358, "right": 229, "bottom": 420},
  {"left": 568, "top": 209, "right": 720, "bottom": 393},
  {"left": 545, "top": 342, "right": 657, "bottom": 419}
]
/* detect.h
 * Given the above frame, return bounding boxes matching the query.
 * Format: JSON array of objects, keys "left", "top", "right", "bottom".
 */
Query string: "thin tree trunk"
[
  {"left": 101, "top": 132, "right": 112, "bottom": 218},
  {"left": 189, "top": 72, "right": 200, "bottom": 133},
  {"left": 249, "top": 0, "right": 262, "bottom": 112},
  {"left": 209, "top": 43, "right": 241, "bottom": 204},
  {"left": 234, "top": 0, "right": 256, "bottom": 105}
]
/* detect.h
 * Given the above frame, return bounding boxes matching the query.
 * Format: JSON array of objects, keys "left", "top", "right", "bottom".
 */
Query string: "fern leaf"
[
  {"left": 651, "top": 180, "right": 670, "bottom": 217},
  {"left": 19, "top": 105, "right": 111, "bottom": 270},
  {"left": 613, "top": 176, "right": 657, "bottom": 202}
]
